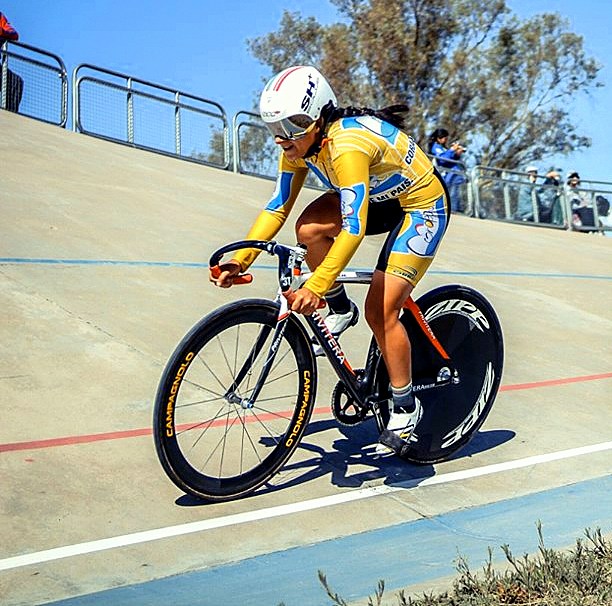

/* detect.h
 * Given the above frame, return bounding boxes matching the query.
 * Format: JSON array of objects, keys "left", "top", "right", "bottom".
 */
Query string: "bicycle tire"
[
  {"left": 153, "top": 299, "right": 316, "bottom": 501},
  {"left": 377, "top": 284, "right": 504, "bottom": 463}
]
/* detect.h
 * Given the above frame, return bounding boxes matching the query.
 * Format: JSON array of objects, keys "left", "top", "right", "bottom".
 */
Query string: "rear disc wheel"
[{"left": 376, "top": 285, "right": 504, "bottom": 463}]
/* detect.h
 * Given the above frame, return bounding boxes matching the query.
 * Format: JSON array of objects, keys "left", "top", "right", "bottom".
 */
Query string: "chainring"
[{"left": 331, "top": 370, "right": 369, "bottom": 426}]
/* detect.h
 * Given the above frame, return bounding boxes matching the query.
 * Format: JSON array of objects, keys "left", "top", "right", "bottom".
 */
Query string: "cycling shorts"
[{"left": 368, "top": 174, "right": 450, "bottom": 287}]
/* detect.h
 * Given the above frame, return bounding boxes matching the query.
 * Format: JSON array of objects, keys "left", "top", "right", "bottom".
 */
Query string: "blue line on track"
[
  {"left": 1, "top": 258, "right": 611, "bottom": 280},
  {"left": 0, "top": 258, "right": 207, "bottom": 268},
  {"left": 47, "top": 474, "right": 612, "bottom": 606}
]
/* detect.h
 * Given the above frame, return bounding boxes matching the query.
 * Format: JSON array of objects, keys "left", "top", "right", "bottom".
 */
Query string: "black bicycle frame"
[
  {"left": 210, "top": 240, "right": 458, "bottom": 410},
  {"left": 303, "top": 311, "right": 367, "bottom": 402},
  {"left": 304, "top": 300, "right": 457, "bottom": 406}
]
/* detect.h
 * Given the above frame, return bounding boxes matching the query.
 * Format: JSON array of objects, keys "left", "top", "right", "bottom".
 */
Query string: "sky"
[{"left": 3, "top": 0, "right": 611, "bottom": 182}]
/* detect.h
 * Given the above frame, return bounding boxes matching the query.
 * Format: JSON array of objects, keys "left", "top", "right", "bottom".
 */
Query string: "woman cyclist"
[{"left": 211, "top": 66, "right": 450, "bottom": 455}]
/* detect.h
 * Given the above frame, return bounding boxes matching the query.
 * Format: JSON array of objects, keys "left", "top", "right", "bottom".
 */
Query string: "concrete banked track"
[{"left": 1, "top": 110, "right": 611, "bottom": 605}]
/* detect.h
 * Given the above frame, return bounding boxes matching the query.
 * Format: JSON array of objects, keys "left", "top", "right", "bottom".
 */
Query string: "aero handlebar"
[
  {"left": 209, "top": 240, "right": 305, "bottom": 290},
  {"left": 209, "top": 240, "right": 326, "bottom": 309}
]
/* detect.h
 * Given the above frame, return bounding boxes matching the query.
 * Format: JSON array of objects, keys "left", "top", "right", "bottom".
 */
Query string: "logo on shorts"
[
  {"left": 407, "top": 206, "right": 442, "bottom": 257},
  {"left": 390, "top": 266, "right": 418, "bottom": 281}
]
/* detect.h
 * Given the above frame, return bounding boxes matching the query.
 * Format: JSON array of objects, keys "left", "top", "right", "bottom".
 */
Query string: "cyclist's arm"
[
  {"left": 304, "top": 150, "right": 370, "bottom": 297},
  {"left": 232, "top": 157, "right": 308, "bottom": 271},
  {"left": 430, "top": 142, "right": 459, "bottom": 168}
]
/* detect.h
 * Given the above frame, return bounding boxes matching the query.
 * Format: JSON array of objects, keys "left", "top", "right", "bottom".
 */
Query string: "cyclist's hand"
[
  {"left": 210, "top": 261, "right": 242, "bottom": 288},
  {"left": 288, "top": 287, "right": 321, "bottom": 315}
]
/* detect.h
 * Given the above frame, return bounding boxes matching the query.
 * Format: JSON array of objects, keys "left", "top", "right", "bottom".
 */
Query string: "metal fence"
[
  {"left": 2, "top": 39, "right": 611, "bottom": 235},
  {"left": 72, "top": 64, "right": 230, "bottom": 169},
  {"left": 0, "top": 40, "right": 67, "bottom": 126},
  {"left": 471, "top": 166, "right": 612, "bottom": 234},
  {"left": 231, "top": 110, "right": 326, "bottom": 190},
  {"left": 232, "top": 110, "right": 277, "bottom": 178}
]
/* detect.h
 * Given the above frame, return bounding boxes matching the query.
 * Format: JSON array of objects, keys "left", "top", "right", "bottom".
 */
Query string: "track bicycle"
[{"left": 153, "top": 240, "right": 504, "bottom": 502}]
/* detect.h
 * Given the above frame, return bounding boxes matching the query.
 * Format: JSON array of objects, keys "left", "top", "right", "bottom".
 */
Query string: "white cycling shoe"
[
  {"left": 312, "top": 302, "right": 359, "bottom": 356},
  {"left": 376, "top": 397, "right": 423, "bottom": 455}
]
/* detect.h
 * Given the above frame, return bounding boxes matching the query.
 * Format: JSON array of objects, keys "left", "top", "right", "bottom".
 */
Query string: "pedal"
[{"left": 378, "top": 429, "right": 407, "bottom": 454}]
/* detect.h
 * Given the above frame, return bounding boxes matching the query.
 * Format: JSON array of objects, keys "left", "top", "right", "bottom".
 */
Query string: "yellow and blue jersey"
[{"left": 234, "top": 115, "right": 448, "bottom": 296}]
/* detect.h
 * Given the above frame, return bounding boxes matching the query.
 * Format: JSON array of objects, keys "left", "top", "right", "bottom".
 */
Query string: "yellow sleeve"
[
  {"left": 304, "top": 150, "right": 371, "bottom": 297},
  {"left": 232, "top": 156, "right": 308, "bottom": 271}
]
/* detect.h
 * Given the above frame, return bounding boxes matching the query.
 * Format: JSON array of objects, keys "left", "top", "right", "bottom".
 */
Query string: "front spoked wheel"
[{"left": 153, "top": 299, "right": 316, "bottom": 502}]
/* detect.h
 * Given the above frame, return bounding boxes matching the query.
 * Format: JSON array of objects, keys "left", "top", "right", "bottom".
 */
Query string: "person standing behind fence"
[
  {"left": 0, "top": 10, "right": 23, "bottom": 113},
  {"left": 595, "top": 195, "right": 612, "bottom": 237},
  {"left": 538, "top": 168, "right": 563, "bottom": 225},
  {"left": 428, "top": 128, "right": 466, "bottom": 212},
  {"left": 515, "top": 165, "right": 540, "bottom": 221},
  {"left": 565, "top": 171, "right": 594, "bottom": 229}
]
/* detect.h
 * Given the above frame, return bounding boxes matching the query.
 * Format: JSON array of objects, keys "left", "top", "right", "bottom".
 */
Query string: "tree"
[{"left": 247, "top": 0, "right": 602, "bottom": 169}]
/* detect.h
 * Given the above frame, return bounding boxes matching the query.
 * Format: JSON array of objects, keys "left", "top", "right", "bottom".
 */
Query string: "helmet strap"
[{"left": 303, "top": 119, "right": 327, "bottom": 158}]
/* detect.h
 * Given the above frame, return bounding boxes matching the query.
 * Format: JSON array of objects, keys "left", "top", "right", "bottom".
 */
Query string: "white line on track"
[{"left": 1, "top": 440, "right": 611, "bottom": 572}]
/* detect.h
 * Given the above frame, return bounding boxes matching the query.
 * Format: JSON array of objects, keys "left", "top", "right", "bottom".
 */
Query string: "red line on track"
[
  {"left": 0, "top": 427, "right": 153, "bottom": 453},
  {"left": 2, "top": 372, "right": 611, "bottom": 454},
  {"left": 499, "top": 372, "right": 612, "bottom": 391}
]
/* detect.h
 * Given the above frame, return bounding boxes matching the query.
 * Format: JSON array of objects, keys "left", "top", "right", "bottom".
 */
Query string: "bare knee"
[
  {"left": 294, "top": 192, "right": 341, "bottom": 245},
  {"left": 364, "top": 299, "right": 385, "bottom": 335},
  {"left": 295, "top": 219, "right": 323, "bottom": 246}
]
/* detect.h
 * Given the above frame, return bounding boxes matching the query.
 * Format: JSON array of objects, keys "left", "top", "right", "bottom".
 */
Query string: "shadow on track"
[{"left": 174, "top": 417, "right": 515, "bottom": 506}]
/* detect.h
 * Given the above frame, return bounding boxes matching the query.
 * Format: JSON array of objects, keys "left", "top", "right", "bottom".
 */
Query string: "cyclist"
[{"left": 211, "top": 66, "right": 450, "bottom": 455}]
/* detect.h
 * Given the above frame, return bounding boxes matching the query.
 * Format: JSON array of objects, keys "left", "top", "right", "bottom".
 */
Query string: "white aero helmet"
[{"left": 259, "top": 65, "right": 337, "bottom": 140}]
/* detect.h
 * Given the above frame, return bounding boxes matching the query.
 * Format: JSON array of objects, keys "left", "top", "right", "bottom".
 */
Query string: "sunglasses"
[{"left": 265, "top": 115, "right": 316, "bottom": 140}]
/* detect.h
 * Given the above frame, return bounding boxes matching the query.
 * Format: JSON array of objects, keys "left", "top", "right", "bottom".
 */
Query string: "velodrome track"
[{"left": 1, "top": 110, "right": 611, "bottom": 605}]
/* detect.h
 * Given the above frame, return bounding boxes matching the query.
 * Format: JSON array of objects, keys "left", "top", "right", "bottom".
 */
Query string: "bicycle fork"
[
  {"left": 224, "top": 245, "right": 309, "bottom": 410},
  {"left": 223, "top": 301, "right": 291, "bottom": 409}
]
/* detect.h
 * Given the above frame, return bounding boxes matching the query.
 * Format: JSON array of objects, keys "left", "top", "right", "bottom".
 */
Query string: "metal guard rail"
[
  {"left": 72, "top": 63, "right": 231, "bottom": 170},
  {"left": 0, "top": 39, "right": 68, "bottom": 127}
]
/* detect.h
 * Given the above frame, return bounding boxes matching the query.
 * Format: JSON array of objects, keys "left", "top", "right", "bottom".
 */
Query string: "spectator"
[
  {"left": 595, "top": 195, "right": 612, "bottom": 235},
  {"left": 0, "top": 10, "right": 23, "bottom": 112},
  {"left": 428, "top": 128, "right": 466, "bottom": 212},
  {"left": 538, "top": 167, "right": 563, "bottom": 224},
  {"left": 515, "top": 165, "right": 540, "bottom": 221},
  {"left": 565, "top": 171, "right": 594, "bottom": 229}
]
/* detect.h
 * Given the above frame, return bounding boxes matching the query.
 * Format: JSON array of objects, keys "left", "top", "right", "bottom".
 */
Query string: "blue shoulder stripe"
[
  {"left": 339, "top": 115, "right": 399, "bottom": 144},
  {"left": 265, "top": 171, "right": 293, "bottom": 212}
]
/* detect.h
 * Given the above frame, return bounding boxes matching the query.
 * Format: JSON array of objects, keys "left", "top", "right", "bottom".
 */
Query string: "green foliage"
[
  {"left": 247, "top": 0, "right": 602, "bottom": 169},
  {"left": 317, "top": 525, "right": 612, "bottom": 605}
]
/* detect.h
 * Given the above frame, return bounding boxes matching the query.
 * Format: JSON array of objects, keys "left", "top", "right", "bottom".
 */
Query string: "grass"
[{"left": 316, "top": 524, "right": 612, "bottom": 606}]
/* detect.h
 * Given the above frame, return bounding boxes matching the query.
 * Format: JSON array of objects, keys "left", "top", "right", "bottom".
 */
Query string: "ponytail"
[{"left": 327, "top": 103, "right": 409, "bottom": 131}]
